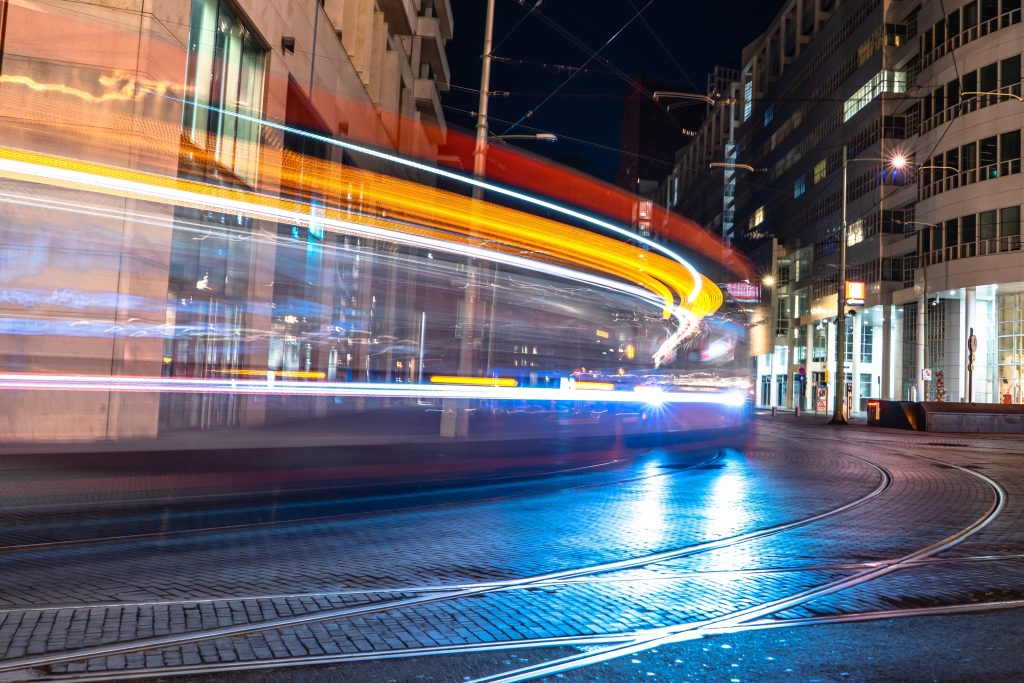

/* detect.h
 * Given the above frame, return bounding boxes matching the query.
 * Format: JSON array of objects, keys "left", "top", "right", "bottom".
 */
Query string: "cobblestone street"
[{"left": 2, "top": 414, "right": 1024, "bottom": 681}]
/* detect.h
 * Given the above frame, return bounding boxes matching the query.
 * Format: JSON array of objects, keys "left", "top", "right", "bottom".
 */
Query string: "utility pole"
[
  {"left": 830, "top": 145, "right": 849, "bottom": 425},
  {"left": 443, "top": 0, "right": 495, "bottom": 438}
]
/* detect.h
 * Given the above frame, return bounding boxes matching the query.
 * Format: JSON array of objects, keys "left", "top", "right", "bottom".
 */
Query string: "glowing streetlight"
[
  {"left": 762, "top": 274, "right": 776, "bottom": 288},
  {"left": 830, "top": 148, "right": 907, "bottom": 425}
]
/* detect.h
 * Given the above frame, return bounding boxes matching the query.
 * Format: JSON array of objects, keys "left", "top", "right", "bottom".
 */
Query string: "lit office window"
[
  {"left": 847, "top": 219, "right": 864, "bottom": 246},
  {"left": 843, "top": 70, "right": 906, "bottom": 122},
  {"left": 814, "top": 159, "right": 827, "bottom": 183},
  {"left": 793, "top": 175, "right": 806, "bottom": 198},
  {"left": 749, "top": 205, "right": 765, "bottom": 228},
  {"left": 183, "top": 0, "right": 268, "bottom": 185},
  {"left": 743, "top": 80, "right": 753, "bottom": 121}
]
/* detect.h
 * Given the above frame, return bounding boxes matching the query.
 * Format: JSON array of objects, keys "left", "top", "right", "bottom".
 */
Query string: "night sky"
[{"left": 445, "top": 1, "right": 786, "bottom": 181}]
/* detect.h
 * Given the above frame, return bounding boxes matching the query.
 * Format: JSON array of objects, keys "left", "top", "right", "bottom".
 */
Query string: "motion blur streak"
[
  {"left": 176, "top": 98, "right": 710, "bottom": 304},
  {"left": 0, "top": 373, "right": 749, "bottom": 407},
  {"left": 0, "top": 145, "right": 721, "bottom": 350}
]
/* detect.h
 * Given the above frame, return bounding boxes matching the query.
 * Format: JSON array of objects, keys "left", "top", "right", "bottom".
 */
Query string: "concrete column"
[
  {"left": 965, "top": 287, "right": 977, "bottom": 402},
  {"left": 916, "top": 294, "right": 926, "bottom": 401},
  {"left": 851, "top": 318, "right": 860, "bottom": 415},
  {"left": 881, "top": 304, "right": 893, "bottom": 400}
]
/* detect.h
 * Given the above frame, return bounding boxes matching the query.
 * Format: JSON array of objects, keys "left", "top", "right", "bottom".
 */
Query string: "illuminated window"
[
  {"left": 814, "top": 159, "right": 827, "bottom": 183},
  {"left": 764, "top": 105, "right": 774, "bottom": 126},
  {"left": 793, "top": 175, "right": 806, "bottom": 198},
  {"left": 752, "top": 206, "right": 765, "bottom": 227},
  {"left": 743, "top": 80, "right": 753, "bottom": 121},
  {"left": 843, "top": 70, "right": 906, "bottom": 122},
  {"left": 183, "top": 0, "right": 268, "bottom": 184},
  {"left": 847, "top": 219, "right": 865, "bottom": 246}
]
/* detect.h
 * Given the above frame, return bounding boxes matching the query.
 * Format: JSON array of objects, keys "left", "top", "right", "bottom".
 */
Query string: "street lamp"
[
  {"left": 961, "top": 90, "right": 1024, "bottom": 102},
  {"left": 653, "top": 90, "right": 736, "bottom": 107},
  {"left": 830, "top": 147, "right": 907, "bottom": 425},
  {"left": 709, "top": 161, "right": 767, "bottom": 173}
]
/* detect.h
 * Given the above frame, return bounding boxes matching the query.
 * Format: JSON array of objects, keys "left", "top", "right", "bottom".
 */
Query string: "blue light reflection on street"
[{"left": 701, "top": 464, "right": 756, "bottom": 569}]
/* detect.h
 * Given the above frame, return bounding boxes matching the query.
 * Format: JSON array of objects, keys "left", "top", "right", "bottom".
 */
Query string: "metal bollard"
[
  {"left": 794, "top": 404, "right": 801, "bottom": 417},
  {"left": 771, "top": 406, "right": 777, "bottom": 416}
]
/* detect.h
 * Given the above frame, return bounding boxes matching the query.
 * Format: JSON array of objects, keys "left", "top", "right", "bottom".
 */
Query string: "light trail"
[
  {"left": 159, "top": 96, "right": 708, "bottom": 303},
  {"left": 0, "top": 147, "right": 714, "bottom": 359},
  {"left": 0, "top": 373, "right": 750, "bottom": 407}
]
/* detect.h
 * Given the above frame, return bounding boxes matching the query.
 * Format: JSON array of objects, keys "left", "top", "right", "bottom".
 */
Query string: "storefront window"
[{"left": 183, "top": 0, "right": 267, "bottom": 185}]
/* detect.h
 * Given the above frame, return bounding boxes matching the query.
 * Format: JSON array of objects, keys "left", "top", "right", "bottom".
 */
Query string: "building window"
[
  {"left": 843, "top": 70, "right": 907, "bottom": 122},
  {"left": 752, "top": 206, "right": 765, "bottom": 227},
  {"left": 847, "top": 219, "right": 865, "bottom": 246},
  {"left": 845, "top": 323, "right": 853, "bottom": 363},
  {"left": 764, "top": 105, "right": 774, "bottom": 126},
  {"left": 861, "top": 324, "right": 873, "bottom": 363},
  {"left": 743, "top": 80, "right": 753, "bottom": 121},
  {"left": 183, "top": 0, "right": 268, "bottom": 185},
  {"left": 814, "top": 159, "right": 827, "bottom": 183},
  {"left": 813, "top": 325, "right": 827, "bottom": 362},
  {"left": 860, "top": 372, "right": 873, "bottom": 399},
  {"left": 793, "top": 175, "right": 806, "bottom": 198}
]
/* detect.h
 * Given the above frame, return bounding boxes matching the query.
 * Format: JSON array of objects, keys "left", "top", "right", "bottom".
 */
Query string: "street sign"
[
  {"left": 968, "top": 334, "right": 978, "bottom": 353},
  {"left": 845, "top": 281, "right": 866, "bottom": 306},
  {"left": 798, "top": 366, "right": 806, "bottom": 376},
  {"left": 815, "top": 386, "right": 827, "bottom": 413},
  {"left": 922, "top": 368, "right": 933, "bottom": 381}
]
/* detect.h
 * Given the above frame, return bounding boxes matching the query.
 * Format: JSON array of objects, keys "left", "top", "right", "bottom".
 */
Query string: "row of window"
[
  {"left": 843, "top": 70, "right": 907, "bottom": 122},
  {"left": 920, "top": 55, "right": 1022, "bottom": 134},
  {"left": 919, "top": 129, "right": 1022, "bottom": 200},
  {"left": 921, "top": 0, "right": 1022, "bottom": 69},
  {"left": 919, "top": 206, "right": 1022, "bottom": 265}
]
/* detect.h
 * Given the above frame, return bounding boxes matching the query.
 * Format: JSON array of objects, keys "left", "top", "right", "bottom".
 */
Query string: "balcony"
[
  {"left": 377, "top": 0, "right": 416, "bottom": 35},
  {"left": 414, "top": 77, "right": 446, "bottom": 143},
  {"left": 416, "top": 15, "right": 450, "bottom": 89}
]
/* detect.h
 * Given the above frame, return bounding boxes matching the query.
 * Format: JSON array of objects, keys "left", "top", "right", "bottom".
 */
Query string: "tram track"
[
  {"left": 21, "top": 597, "right": 1024, "bottom": 682},
  {"left": 463, "top": 451, "right": 1007, "bottom": 683},
  {"left": 0, "top": 451, "right": 892, "bottom": 678}
]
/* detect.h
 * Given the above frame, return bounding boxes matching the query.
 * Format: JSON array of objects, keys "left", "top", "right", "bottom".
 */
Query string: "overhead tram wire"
[
  {"left": 498, "top": 0, "right": 658, "bottom": 136},
  {"left": 490, "top": 0, "right": 542, "bottom": 54},
  {"left": 624, "top": 0, "right": 702, "bottom": 93},
  {"left": 442, "top": 103, "right": 794, "bottom": 198}
]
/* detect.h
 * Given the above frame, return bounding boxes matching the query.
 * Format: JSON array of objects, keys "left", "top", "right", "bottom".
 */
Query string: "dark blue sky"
[{"left": 445, "top": 1, "right": 785, "bottom": 180}]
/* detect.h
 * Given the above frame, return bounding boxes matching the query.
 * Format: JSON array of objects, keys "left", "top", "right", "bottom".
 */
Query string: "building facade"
[
  {"left": 660, "top": 67, "right": 743, "bottom": 245},
  {"left": 0, "top": 0, "right": 453, "bottom": 440},
  {"left": 733, "top": 0, "right": 1024, "bottom": 413}
]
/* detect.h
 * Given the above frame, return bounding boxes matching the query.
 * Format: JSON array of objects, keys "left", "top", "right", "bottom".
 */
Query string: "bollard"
[
  {"left": 771, "top": 406, "right": 777, "bottom": 416},
  {"left": 794, "top": 404, "right": 801, "bottom": 417}
]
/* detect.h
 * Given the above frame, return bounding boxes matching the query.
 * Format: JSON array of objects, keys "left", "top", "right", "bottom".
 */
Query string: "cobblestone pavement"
[{"left": 1, "top": 415, "right": 1023, "bottom": 680}]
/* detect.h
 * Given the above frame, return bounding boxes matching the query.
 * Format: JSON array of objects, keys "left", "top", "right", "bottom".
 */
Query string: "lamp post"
[{"left": 830, "top": 148, "right": 907, "bottom": 424}]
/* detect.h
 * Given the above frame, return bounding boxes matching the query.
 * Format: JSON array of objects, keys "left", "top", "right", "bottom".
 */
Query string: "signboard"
[
  {"left": 815, "top": 386, "right": 828, "bottom": 412},
  {"left": 922, "top": 368, "right": 933, "bottom": 381},
  {"left": 798, "top": 366, "right": 806, "bottom": 377},
  {"left": 725, "top": 282, "right": 761, "bottom": 303},
  {"left": 845, "top": 281, "right": 866, "bottom": 306}
]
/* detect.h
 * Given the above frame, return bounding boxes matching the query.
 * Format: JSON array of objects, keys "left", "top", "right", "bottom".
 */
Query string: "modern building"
[
  {"left": 660, "top": 67, "right": 743, "bottom": 244},
  {"left": 731, "top": 0, "right": 920, "bottom": 414},
  {"left": 0, "top": 0, "right": 454, "bottom": 440},
  {"left": 734, "top": 0, "right": 1024, "bottom": 414},
  {"left": 615, "top": 77, "right": 699, "bottom": 200}
]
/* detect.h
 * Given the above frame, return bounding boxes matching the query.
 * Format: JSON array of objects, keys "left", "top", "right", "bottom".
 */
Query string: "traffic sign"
[
  {"left": 922, "top": 368, "right": 933, "bottom": 381},
  {"left": 798, "top": 366, "right": 806, "bottom": 376}
]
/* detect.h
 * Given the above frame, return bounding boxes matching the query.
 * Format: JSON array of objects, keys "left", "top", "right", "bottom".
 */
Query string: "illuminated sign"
[
  {"left": 725, "top": 282, "right": 761, "bottom": 302},
  {"left": 845, "top": 281, "right": 866, "bottom": 306},
  {"left": 595, "top": 329, "right": 610, "bottom": 339}
]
